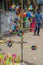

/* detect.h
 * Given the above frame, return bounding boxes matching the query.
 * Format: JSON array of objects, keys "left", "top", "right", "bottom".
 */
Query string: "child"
[{"left": 30, "top": 12, "right": 36, "bottom": 32}]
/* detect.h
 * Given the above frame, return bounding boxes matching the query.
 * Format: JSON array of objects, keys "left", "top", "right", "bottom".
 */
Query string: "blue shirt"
[{"left": 35, "top": 12, "right": 42, "bottom": 23}]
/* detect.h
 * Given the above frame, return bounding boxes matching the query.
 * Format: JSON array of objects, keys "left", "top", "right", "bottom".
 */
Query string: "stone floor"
[{"left": 0, "top": 29, "right": 43, "bottom": 65}]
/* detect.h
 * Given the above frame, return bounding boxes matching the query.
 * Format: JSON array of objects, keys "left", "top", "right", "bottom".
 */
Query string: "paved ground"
[{"left": 0, "top": 29, "right": 43, "bottom": 65}]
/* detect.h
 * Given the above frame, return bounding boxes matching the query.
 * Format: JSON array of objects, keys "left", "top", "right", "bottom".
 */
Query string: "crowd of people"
[{"left": 23, "top": 8, "right": 42, "bottom": 36}]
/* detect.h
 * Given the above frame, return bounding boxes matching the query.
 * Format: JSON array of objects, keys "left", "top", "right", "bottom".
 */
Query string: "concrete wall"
[
  {"left": 1, "top": 11, "right": 18, "bottom": 35},
  {"left": 1, "top": 11, "right": 30, "bottom": 36}
]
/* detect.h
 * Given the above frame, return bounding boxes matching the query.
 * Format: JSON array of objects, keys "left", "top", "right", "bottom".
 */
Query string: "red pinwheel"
[
  {"left": 16, "top": 26, "right": 19, "bottom": 28},
  {"left": 23, "top": 12, "right": 26, "bottom": 17},
  {"left": 22, "top": 31, "right": 24, "bottom": 35}
]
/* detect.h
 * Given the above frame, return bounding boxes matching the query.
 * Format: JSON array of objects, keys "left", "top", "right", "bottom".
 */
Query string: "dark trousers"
[{"left": 34, "top": 23, "right": 41, "bottom": 35}]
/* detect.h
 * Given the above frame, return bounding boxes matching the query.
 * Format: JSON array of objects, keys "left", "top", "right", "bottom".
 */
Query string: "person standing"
[{"left": 34, "top": 9, "right": 42, "bottom": 36}]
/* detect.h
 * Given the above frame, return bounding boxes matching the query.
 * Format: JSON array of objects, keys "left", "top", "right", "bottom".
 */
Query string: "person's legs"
[
  {"left": 30, "top": 23, "right": 32, "bottom": 32},
  {"left": 26, "top": 22, "right": 28, "bottom": 28},
  {"left": 37, "top": 23, "right": 40, "bottom": 35},
  {"left": 34, "top": 24, "right": 37, "bottom": 35}
]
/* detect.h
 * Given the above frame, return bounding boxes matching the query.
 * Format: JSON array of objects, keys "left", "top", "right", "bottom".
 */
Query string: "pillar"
[
  {"left": 2, "top": 0, "right": 5, "bottom": 10},
  {"left": 12, "top": 0, "right": 15, "bottom": 4},
  {"left": 0, "top": 11, "right": 2, "bottom": 40}
]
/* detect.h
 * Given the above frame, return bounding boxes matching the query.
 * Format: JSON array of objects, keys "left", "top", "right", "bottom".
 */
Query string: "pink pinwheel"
[{"left": 12, "top": 54, "right": 17, "bottom": 58}]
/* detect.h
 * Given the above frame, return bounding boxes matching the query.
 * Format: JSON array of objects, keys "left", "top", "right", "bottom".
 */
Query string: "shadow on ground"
[
  {"left": 20, "top": 60, "right": 35, "bottom": 65},
  {"left": 15, "top": 41, "right": 27, "bottom": 44}
]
